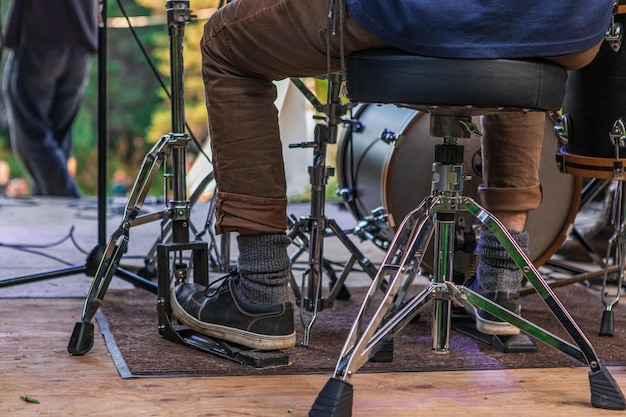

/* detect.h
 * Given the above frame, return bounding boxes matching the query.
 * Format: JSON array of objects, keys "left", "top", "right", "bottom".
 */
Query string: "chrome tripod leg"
[
  {"left": 461, "top": 196, "right": 625, "bottom": 410},
  {"left": 68, "top": 135, "right": 175, "bottom": 356},
  {"left": 80, "top": 229, "right": 129, "bottom": 322},
  {"left": 309, "top": 197, "right": 437, "bottom": 417},
  {"left": 600, "top": 180, "right": 625, "bottom": 336},
  {"left": 333, "top": 196, "right": 436, "bottom": 376}
]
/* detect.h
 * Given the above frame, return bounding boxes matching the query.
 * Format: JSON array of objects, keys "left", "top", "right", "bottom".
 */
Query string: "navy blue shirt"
[{"left": 346, "top": 1, "right": 613, "bottom": 59}]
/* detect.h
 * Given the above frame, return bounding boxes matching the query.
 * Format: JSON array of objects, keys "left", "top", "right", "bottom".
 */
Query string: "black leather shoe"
[
  {"left": 463, "top": 275, "right": 521, "bottom": 336},
  {"left": 171, "top": 274, "right": 296, "bottom": 350}
]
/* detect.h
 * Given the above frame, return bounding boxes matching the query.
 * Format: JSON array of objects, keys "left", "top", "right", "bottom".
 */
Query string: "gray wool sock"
[
  {"left": 234, "top": 233, "right": 292, "bottom": 305},
  {"left": 476, "top": 228, "right": 529, "bottom": 292}
]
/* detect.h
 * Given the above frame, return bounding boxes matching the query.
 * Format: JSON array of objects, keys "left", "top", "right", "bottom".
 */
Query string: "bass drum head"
[{"left": 337, "top": 104, "right": 582, "bottom": 267}]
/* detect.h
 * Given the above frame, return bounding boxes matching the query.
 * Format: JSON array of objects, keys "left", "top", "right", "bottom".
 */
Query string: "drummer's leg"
[
  {"left": 171, "top": 0, "right": 390, "bottom": 350},
  {"left": 479, "top": 111, "right": 545, "bottom": 232},
  {"left": 468, "top": 43, "right": 604, "bottom": 335},
  {"left": 202, "top": 0, "right": 387, "bottom": 305},
  {"left": 202, "top": 0, "right": 387, "bottom": 236},
  {"left": 201, "top": 0, "right": 386, "bottom": 306},
  {"left": 479, "top": 43, "right": 604, "bottom": 237},
  {"left": 464, "top": 112, "right": 543, "bottom": 335}
]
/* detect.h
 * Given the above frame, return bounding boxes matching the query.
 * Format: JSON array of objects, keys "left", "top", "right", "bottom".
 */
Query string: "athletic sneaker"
[
  {"left": 463, "top": 275, "right": 521, "bottom": 336},
  {"left": 171, "top": 273, "right": 296, "bottom": 350}
]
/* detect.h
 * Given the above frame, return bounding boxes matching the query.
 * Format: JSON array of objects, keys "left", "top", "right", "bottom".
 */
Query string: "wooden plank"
[{"left": 1, "top": 298, "right": 626, "bottom": 416}]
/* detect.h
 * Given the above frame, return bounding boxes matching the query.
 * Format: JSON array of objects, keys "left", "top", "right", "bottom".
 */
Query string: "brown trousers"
[{"left": 201, "top": 0, "right": 602, "bottom": 235}]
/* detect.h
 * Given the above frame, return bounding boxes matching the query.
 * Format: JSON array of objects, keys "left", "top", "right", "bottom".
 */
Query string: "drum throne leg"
[
  {"left": 287, "top": 75, "right": 381, "bottom": 346},
  {"left": 309, "top": 113, "right": 626, "bottom": 417}
]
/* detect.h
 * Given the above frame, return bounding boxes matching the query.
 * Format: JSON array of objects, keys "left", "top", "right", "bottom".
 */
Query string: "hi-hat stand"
[
  {"left": 66, "top": 1, "right": 286, "bottom": 368},
  {"left": 0, "top": 0, "right": 156, "bottom": 294},
  {"left": 310, "top": 113, "right": 626, "bottom": 416},
  {"left": 287, "top": 75, "right": 382, "bottom": 346},
  {"left": 550, "top": 117, "right": 626, "bottom": 337}
]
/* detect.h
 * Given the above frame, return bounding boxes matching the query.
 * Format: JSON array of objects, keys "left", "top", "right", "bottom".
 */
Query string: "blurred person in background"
[{"left": 2, "top": 0, "right": 98, "bottom": 197}]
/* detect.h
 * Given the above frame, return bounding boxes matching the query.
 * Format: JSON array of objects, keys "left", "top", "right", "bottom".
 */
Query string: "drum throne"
[{"left": 308, "top": 48, "right": 626, "bottom": 417}]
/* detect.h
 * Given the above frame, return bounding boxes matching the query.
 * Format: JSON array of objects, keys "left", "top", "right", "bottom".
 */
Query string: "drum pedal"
[
  {"left": 451, "top": 312, "right": 537, "bottom": 353},
  {"left": 178, "top": 328, "right": 290, "bottom": 368},
  {"left": 155, "top": 242, "right": 290, "bottom": 368}
]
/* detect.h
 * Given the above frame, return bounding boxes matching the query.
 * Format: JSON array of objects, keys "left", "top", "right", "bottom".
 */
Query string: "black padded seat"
[{"left": 346, "top": 48, "right": 567, "bottom": 115}]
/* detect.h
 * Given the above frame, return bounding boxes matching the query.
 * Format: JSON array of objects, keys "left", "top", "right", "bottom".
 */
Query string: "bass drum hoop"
[
  {"left": 336, "top": 104, "right": 582, "bottom": 268},
  {"left": 559, "top": 151, "right": 626, "bottom": 180}
]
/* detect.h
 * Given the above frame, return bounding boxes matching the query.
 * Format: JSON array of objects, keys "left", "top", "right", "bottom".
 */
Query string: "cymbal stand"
[
  {"left": 287, "top": 75, "right": 381, "bottom": 346},
  {"left": 310, "top": 114, "right": 625, "bottom": 416},
  {"left": 599, "top": 118, "right": 626, "bottom": 336}
]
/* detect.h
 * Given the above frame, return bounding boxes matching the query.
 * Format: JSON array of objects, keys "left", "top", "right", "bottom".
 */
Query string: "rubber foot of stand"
[
  {"left": 599, "top": 310, "right": 614, "bottom": 337},
  {"left": 369, "top": 339, "right": 393, "bottom": 362},
  {"left": 137, "top": 264, "right": 157, "bottom": 280},
  {"left": 328, "top": 275, "right": 351, "bottom": 300},
  {"left": 589, "top": 367, "right": 626, "bottom": 409},
  {"left": 309, "top": 377, "right": 354, "bottom": 417},
  {"left": 335, "top": 284, "right": 351, "bottom": 301},
  {"left": 67, "top": 321, "right": 94, "bottom": 356}
]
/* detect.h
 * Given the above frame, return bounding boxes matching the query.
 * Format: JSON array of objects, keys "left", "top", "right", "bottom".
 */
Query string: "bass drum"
[{"left": 336, "top": 104, "right": 582, "bottom": 267}]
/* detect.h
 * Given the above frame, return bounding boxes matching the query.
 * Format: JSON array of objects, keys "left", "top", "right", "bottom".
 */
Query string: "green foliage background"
[
  {"left": 0, "top": 0, "right": 218, "bottom": 196},
  {"left": 0, "top": 0, "right": 337, "bottom": 201}
]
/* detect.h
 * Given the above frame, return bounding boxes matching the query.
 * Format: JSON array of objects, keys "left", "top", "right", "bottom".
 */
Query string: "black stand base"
[
  {"left": 0, "top": 245, "right": 158, "bottom": 294},
  {"left": 368, "top": 339, "right": 394, "bottom": 362},
  {"left": 590, "top": 367, "right": 626, "bottom": 409},
  {"left": 309, "top": 378, "right": 354, "bottom": 417},
  {"left": 164, "top": 325, "right": 289, "bottom": 368},
  {"left": 329, "top": 275, "right": 351, "bottom": 301},
  {"left": 600, "top": 310, "right": 614, "bottom": 337},
  {"left": 67, "top": 321, "right": 95, "bottom": 356}
]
